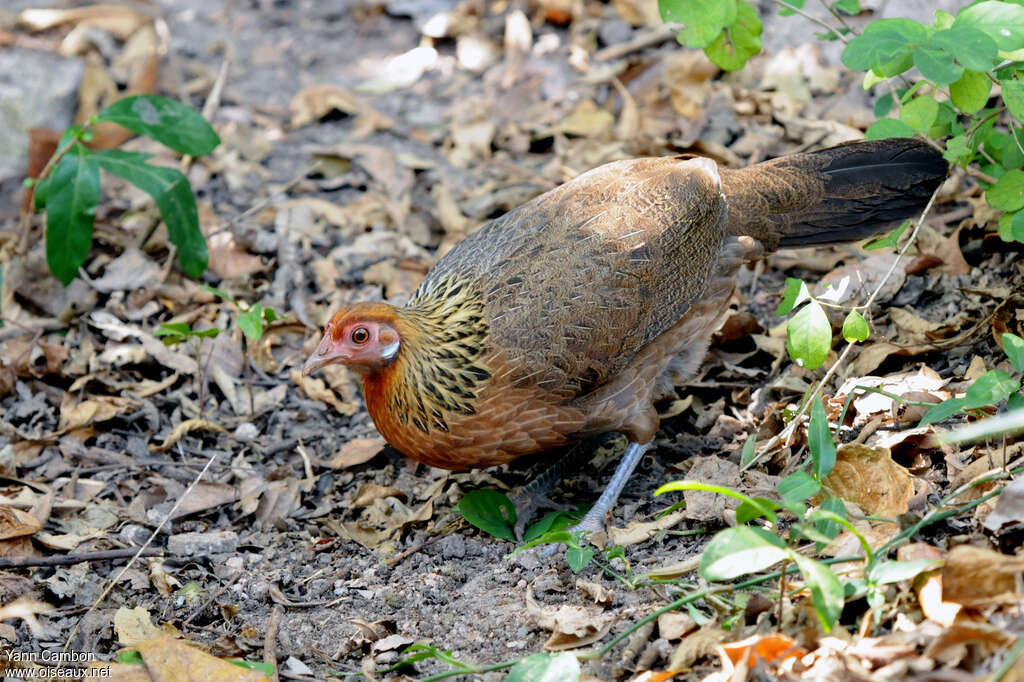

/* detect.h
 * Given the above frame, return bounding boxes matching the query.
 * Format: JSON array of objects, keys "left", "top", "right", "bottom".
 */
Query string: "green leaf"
[
  {"left": 117, "top": 651, "right": 144, "bottom": 665},
  {"left": 949, "top": 70, "right": 992, "bottom": 114},
  {"left": 953, "top": 1, "right": 1024, "bottom": 53},
  {"left": 912, "top": 46, "right": 963, "bottom": 85},
  {"left": 43, "top": 145, "right": 100, "bottom": 286},
  {"left": 778, "top": 470, "right": 821, "bottom": 504},
  {"left": 841, "top": 311, "right": 869, "bottom": 343},
  {"left": 699, "top": 526, "right": 788, "bottom": 581},
  {"left": 704, "top": 0, "right": 762, "bottom": 71},
  {"left": 874, "top": 92, "right": 895, "bottom": 118},
  {"left": 931, "top": 27, "right": 999, "bottom": 71},
  {"left": 506, "top": 652, "right": 581, "bottom": 682},
  {"left": 900, "top": 95, "right": 939, "bottom": 134},
  {"left": 943, "top": 134, "right": 974, "bottom": 166},
  {"left": 841, "top": 18, "right": 928, "bottom": 77},
  {"left": 457, "top": 490, "right": 516, "bottom": 541},
  {"left": 809, "top": 396, "right": 837, "bottom": 479},
  {"left": 863, "top": 219, "right": 910, "bottom": 250},
  {"left": 523, "top": 509, "right": 577, "bottom": 543},
  {"left": 777, "top": 0, "right": 805, "bottom": 17},
  {"left": 735, "top": 496, "right": 782, "bottom": 524},
  {"left": 1008, "top": 391, "right": 1024, "bottom": 411},
  {"left": 986, "top": 169, "right": 1024, "bottom": 211},
  {"left": 1003, "top": 211, "right": 1024, "bottom": 242},
  {"left": 833, "top": 0, "right": 859, "bottom": 15},
  {"left": 792, "top": 553, "right": 844, "bottom": 631},
  {"left": 775, "top": 277, "right": 810, "bottom": 315},
  {"left": 1004, "top": 80, "right": 1024, "bottom": 123},
  {"left": 963, "top": 369, "right": 1020, "bottom": 409},
  {"left": 238, "top": 303, "right": 266, "bottom": 341},
  {"left": 566, "top": 545, "right": 595, "bottom": 573},
  {"left": 920, "top": 397, "right": 966, "bottom": 425},
  {"left": 661, "top": 0, "right": 738, "bottom": 49},
  {"left": 865, "top": 118, "right": 916, "bottom": 140},
  {"left": 93, "top": 149, "right": 208, "bottom": 277},
  {"left": 1003, "top": 333, "right": 1024, "bottom": 373},
  {"left": 867, "top": 558, "right": 940, "bottom": 586},
  {"left": 786, "top": 299, "right": 832, "bottom": 369},
  {"left": 94, "top": 95, "right": 220, "bottom": 156},
  {"left": 739, "top": 433, "right": 757, "bottom": 469},
  {"left": 815, "top": 497, "right": 846, "bottom": 551}
]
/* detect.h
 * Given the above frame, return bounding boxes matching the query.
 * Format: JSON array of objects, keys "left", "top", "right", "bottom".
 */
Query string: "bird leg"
[
  {"left": 569, "top": 440, "right": 651, "bottom": 535},
  {"left": 510, "top": 438, "right": 607, "bottom": 541}
]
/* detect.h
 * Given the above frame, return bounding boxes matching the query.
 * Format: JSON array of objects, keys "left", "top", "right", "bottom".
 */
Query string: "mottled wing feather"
[{"left": 412, "top": 157, "right": 726, "bottom": 401}]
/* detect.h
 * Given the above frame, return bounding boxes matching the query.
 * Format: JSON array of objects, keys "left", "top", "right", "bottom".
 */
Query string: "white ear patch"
[{"left": 380, "top": 339, "right": 400, "bottom": 360}]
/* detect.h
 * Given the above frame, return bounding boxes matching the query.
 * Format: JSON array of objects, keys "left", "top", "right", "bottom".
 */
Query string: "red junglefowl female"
[{"left": 304, "top": 139, "right": 947, "bottom": 534}]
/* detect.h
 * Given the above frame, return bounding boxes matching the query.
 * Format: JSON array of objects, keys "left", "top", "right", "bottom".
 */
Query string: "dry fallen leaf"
[
  {"left": 526, "top": 582, "right": 613, "bottom": 651},
  {"left": 114, "top": 606, "right": 164, "bottom": 646},
  {"left": 821, "top": 444, "right": 915, "bottom": 516},
  {"left": 326, "top": 437, "right": 387, "bottom": 469},
  {"left": 941, "top": 544, "right": 1024, "bottom": 607},
  {"left": 151, "top": 419, "right": 227, "bottom": 453},
  {"left": 131, "top": 635, "right": 269, "bottom": 681}
]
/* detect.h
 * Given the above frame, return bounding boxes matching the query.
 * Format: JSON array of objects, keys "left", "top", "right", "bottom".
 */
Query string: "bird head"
[{"left": 302, "top": 303, "right": 403, "bottom": 377}]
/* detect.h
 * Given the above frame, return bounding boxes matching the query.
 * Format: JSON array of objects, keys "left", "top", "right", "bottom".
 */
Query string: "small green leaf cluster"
[
  {"left": 154, "top": 322, "right": 219, "bottom": 346},
  {"left": 32, "top": 95, "right": 220, "bottom": 285},
  {"left": 657, "top": 0, "right": 764, "bottom": 71},
  {"left": 456, "top": 490, "right": 625, "bottom": 574},
  {"left": 658, "top": 398, "right": 938, "bottom": 631},
  {"left": 838, "top": 2, "right": 1024, "bottom": 242},
  {"left": 920, "top": 332, "right": 1024, "bottom": 425},
  {"left": 203, "top": 285, "right": 279, "bottom": 342},
  {"left": 775, "top": 276, "right": 870, "bottom": 371}
]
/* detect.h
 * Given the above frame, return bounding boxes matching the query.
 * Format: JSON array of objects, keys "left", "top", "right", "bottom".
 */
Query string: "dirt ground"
[{"left": 1, "top": 0, "right": 1021, "bottom": 680}]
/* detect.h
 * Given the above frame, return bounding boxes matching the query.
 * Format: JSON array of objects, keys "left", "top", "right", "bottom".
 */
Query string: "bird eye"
[{"left": 351, "top": 327, "right": 370, "bottom": 344}]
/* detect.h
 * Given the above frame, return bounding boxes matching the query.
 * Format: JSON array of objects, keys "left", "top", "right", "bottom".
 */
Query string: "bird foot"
[{"left": 509, "top": 488, "right": 561, "bottom": 542}]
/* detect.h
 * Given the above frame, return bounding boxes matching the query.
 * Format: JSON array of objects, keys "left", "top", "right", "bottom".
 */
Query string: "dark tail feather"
[{"left": 721, "top": 138, "right": 948, "bottom": 249}]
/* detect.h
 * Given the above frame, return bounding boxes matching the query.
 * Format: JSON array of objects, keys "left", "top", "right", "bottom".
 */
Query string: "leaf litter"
[{"left": 0, "top": 0, "right": 1022, "bottom": 680}]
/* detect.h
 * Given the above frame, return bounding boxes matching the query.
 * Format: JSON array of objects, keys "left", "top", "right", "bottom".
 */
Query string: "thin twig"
[
  {"left": 63, "top": 445, "right": 220, "bottom": 651},
  {"left": 264, "top": 605, "right": 284, "bottom": 682},
  {"left": 770, "top": 0, "right": 850, "bottom": 44}
]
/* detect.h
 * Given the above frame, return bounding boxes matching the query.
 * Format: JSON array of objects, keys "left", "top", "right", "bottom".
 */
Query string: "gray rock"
[
  {"left": 0, "top": 48, "right": 83, "bottom": 183},
  {"left": 167, "top": 530, "right": 240, "bottom": 556}
]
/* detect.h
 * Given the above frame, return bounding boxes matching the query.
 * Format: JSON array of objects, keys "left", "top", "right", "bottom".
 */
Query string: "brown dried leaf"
[
  {"left": 942, "top": 545, "right": 1024, "bottom": 607},
  {"left": 525, "top": 584, "right": 613, "bottom": 651},
  {"left": 821, "top": 445, "right": 915, "bottom": 516},
  {"left": 608, "top": 509, "right": 686, "bottom": 546},
  {"left": 151, "top": 419, "right": 226, "bottom": 453},
  {"left": 657, "top": 612, "right": 696, "bottom": 641},
  {"left": 898, "top": 543, "right": 960, "bottom": 627},
  {"left": 19, "top": 5, "right": 149, "bottom": 39},
  {"left": 0, "top": 505, "right": 41, "bottom": 540},
  {"left": 352, "top": 483, "right": 406, "bottom": 508},
  {"left": 59, "top": 395, "right": 139, "bottom": 433},
  {"left": 132, "top": 635, "right": 269, "bottom": 681},
  {"left": 114, "top": 606, "right": 163, "bottom": 647},
  {"left": 325, "top": 437, "right": 386, "bottom": 469},
  {"left": 983, "top": 475, "right": 1024, "bottom": 532},
  {"left": 291, "top": 370, "right": 358, "bottom": 416}
]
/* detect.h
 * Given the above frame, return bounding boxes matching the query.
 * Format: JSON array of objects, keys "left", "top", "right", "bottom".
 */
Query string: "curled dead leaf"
[{"left": 151, "top": 419, "right": 226, "bottom": 452}]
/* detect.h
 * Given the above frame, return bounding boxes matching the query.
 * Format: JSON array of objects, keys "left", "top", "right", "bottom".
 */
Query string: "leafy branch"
[{"left": 26, "top": 94, "right": 220, "bottom": 285}]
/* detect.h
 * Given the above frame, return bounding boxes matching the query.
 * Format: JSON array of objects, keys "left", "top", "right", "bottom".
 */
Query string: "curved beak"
[{"left": 302, "top": 337, "right": 349, "bottom": 376}]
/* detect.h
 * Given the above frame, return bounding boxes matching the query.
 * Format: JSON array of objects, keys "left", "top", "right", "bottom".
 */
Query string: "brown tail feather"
[{"left": 721, "top": 138, "right": 948, "bottom": 249}]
